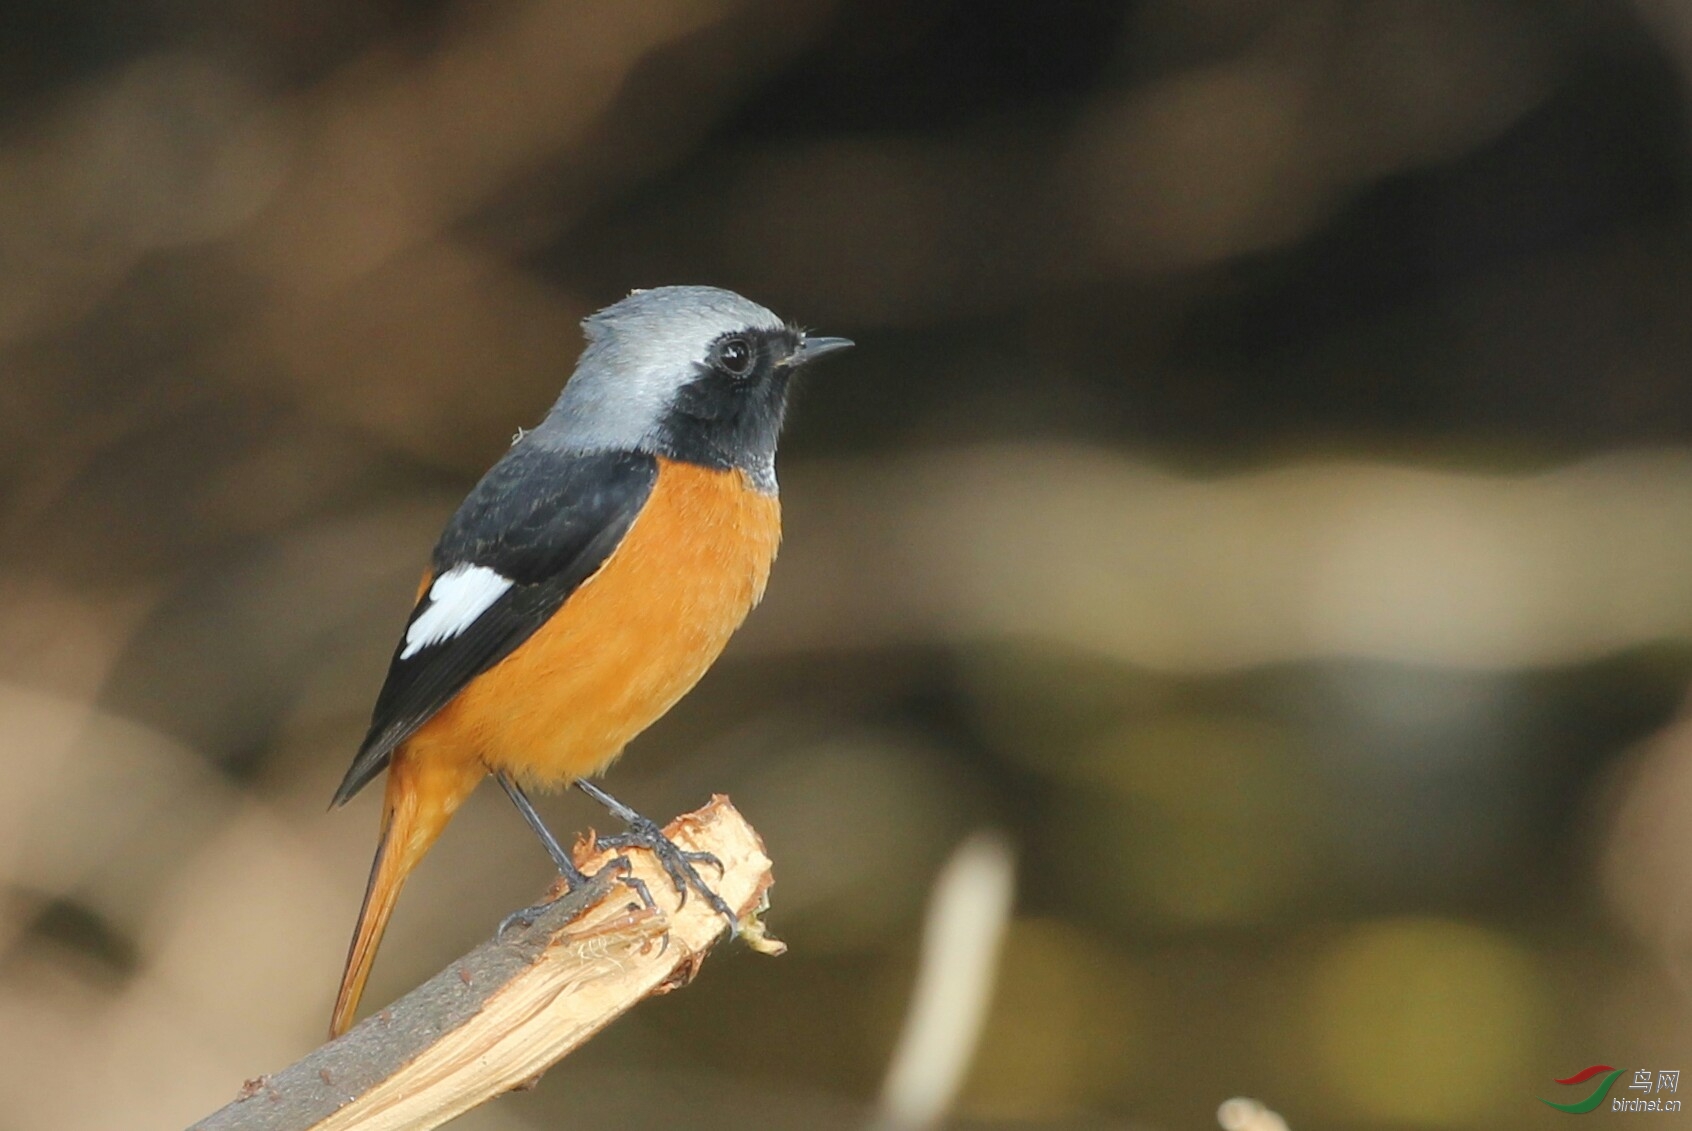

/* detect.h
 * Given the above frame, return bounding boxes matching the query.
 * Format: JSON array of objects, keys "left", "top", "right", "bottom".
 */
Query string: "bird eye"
[{"left": 716, "top": 337, "right": 753, "bottom": 376}]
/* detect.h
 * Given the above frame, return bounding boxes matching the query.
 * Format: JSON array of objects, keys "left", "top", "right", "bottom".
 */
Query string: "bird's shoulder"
[{"left": 432, "top": 444, "right": 660, "bottom": 585}]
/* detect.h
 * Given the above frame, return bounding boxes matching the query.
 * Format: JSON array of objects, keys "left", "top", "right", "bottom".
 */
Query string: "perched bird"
[{"left": 327, "top": 286, "right": 851, "bottom": 1037}]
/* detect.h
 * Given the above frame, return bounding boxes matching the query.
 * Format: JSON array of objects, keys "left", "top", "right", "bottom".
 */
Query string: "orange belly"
[{"left": 400, "top": 457, "right": 781, "bottom": 787}]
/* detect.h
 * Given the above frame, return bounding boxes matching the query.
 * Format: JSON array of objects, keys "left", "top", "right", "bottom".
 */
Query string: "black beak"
[{"left": 788, "top": 335, "right": 854, "bottom": 367}]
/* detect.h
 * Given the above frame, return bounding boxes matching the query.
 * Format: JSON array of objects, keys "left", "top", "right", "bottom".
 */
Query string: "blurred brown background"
[{"left": 2, "top": 1, "right": 1691, "bottom": 1128}]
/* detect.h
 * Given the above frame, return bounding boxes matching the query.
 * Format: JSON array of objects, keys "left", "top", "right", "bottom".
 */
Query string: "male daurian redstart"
[{"left": 327, "top": 286, "right": 850, "bottom": 1037}]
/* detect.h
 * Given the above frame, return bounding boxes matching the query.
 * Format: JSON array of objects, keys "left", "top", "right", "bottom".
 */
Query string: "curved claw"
[
  {"left": 572, "top": 781, "right": 739, "bottom": 938},
  {"left": 593, "top": 824, "right": 736, "bottom": 927},
  {"left": 497, "top": 855, "right": 650, "bottom": 941},
  {"left": 497, "top": 900, "right": 550, "bottom": 939},
  {"left": 682, "top": 848, "right": 725, "bottom": 876},
  {"left": 604, "top": 856, "right": 657, "bottom": 911}
]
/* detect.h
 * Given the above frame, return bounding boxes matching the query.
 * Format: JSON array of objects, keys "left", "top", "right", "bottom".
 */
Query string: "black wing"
[{"left": 330, "top": 446, "right": 658, "bottom": 806}]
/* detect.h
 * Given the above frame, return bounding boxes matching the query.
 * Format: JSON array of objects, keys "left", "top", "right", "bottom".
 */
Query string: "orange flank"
[
  {"left": 438, "top": 458, "right": 780, "bottom": 786},
  {"left": 330, "top": 458, "right": 781, "bottom": 1036}
]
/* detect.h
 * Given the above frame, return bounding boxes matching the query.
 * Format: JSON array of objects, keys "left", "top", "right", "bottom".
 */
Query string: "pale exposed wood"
[{"left": 190, "top": 796, "right": 781, "bottom": 1131}]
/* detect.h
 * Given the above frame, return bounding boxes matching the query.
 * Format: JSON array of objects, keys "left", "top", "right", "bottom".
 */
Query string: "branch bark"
[{"left": 189, "top": 796, "right": 781, "bottom": 1131}]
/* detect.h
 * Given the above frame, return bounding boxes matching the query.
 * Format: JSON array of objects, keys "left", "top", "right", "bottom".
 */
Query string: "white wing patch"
[{"left": 401, "top": 564, "right": 514, "bottom": 660}]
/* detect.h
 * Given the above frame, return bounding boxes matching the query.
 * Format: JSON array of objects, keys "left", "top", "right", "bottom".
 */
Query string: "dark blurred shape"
[{"left": 19, "top": 894, "right": 139, "bottom": 983}]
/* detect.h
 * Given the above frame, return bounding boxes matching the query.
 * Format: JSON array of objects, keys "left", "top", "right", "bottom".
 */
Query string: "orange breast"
[{"left": 401, "top": 457, "right": 781, "bottom": 787}]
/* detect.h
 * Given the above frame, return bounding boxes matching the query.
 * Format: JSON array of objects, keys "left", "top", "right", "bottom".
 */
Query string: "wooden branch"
[{"left": 190, "top": 796, "right": 782, "bottom": 1131}]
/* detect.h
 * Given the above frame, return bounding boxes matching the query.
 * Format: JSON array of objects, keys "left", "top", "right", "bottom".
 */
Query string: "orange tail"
[{"left": 330, "top": 750, "right": 483, "bottom": 1037}]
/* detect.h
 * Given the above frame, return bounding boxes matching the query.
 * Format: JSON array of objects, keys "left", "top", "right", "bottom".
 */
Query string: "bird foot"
[
  {"left": 595, "top": 818, "right": 738, "bottom": 938},
  {"left": 496, "top": 855, "right": 656, "bottom": 939}
]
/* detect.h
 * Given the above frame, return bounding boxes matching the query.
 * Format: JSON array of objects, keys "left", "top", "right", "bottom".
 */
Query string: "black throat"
[{"left": 651, "top": 326, "right": 800, "bottom": 491}]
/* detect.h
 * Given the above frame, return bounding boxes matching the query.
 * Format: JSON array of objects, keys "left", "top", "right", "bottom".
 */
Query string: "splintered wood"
[{"left": 191, "top": 796, "right": 780, "bottom": 1131}]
